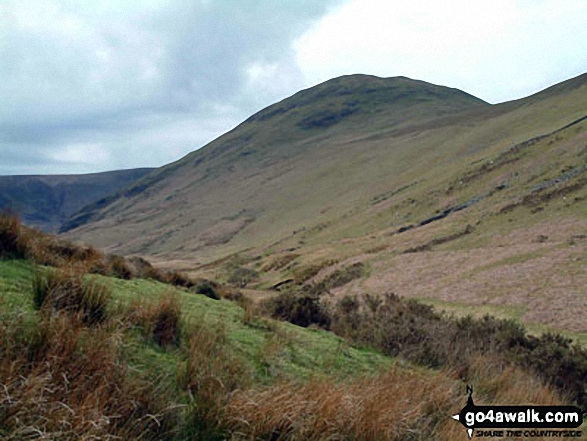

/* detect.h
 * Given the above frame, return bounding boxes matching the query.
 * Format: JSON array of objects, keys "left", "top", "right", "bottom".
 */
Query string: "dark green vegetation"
[
  {"left": 1, "top": 216, "right": 584, "bottom": 440},
  {"left": 0, "top": 168, "right": 153, "bottom": 232},
  {"left": 261, "top": 280, "right": 587, "bottom": 412}
]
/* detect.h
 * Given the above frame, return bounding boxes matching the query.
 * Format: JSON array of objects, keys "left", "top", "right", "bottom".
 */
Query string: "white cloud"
[
  {"left": 294, "top": 0, "right": 587, "bottom": 103},
  {"left": 49, "top": 143, "right": 111, "bottom": 166}
]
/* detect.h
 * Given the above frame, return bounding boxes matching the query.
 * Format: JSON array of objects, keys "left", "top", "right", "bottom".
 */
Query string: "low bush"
[
  {"left": 222, "top": 289, "right": 250, "bottom": 306},
  {"left": 227, "top": 266, "right": 259, "bottom": 288},
  {"left": 262, "top": 288, "right": 331, "bottom": 328},
  {"left": 330, "top": 292, "right": 587, "bottom": 410},
  {"left": 189, "top": 279, "right": 221, "bottom": 300},
  {"left": 517, "top": 332, "right": 587, "bottom": 410},
  {"left": 0, "top": 212, "right": 24, "bottom": 258},
  {"left": 106, "top": 254, "right": 133, "bottom": 279},
  {"left": 127, "top": 255, "right": 159, "bottom": 279},
  {"left": 159, "top": 269, "right": 195, "bottom": 289}
]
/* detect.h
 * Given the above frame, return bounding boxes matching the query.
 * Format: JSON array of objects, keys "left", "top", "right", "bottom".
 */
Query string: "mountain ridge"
[{"left": 0, "top": 168, "right": 154, "bottom": 232}]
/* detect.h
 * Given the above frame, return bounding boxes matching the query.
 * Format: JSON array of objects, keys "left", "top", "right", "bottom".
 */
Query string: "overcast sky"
[{"left": 1, "top": 0, "right": 586, "bottom": 175}]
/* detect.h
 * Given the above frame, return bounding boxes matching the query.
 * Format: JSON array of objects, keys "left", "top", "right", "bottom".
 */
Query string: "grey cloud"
[{"left": 0, "top": 0, "right": 342, "bottom": 174}]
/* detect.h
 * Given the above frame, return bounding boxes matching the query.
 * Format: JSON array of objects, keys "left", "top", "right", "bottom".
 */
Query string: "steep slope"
[
  {"left": 62, "top": 75, "right": 489, "bottom": 256},
  {"left": 0, "top": 168, "right": 153, "bottom": 232}
]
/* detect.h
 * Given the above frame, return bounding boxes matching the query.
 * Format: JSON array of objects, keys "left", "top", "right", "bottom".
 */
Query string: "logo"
[{"left": 452, "top": 386, "right": 583, "bottom": 439}]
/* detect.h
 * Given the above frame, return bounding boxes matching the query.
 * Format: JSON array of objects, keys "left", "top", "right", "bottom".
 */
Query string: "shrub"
[
  {"left": 0, "top": 212, "right": 24, "bottom": 258},
  {"left": 263, "top": 288, "right": 331, "bottom": 328},
  {"left": 107, "top": 254, "right": 133, "bottom": 279},
  {"left": 227, "top": 266, "right": 259, "bottom": 288},
  {"left": 222, "top": 289, "right": 250, "bottom": 306},
  {"left": 516, "top": 333, "right": 587, "bottom": 411},
  {"left": 189, "top": 279, "right": 221, "bottom": 300},
  {"left": 160, "top": 270, "right": 195, "bottom": 289},
  {"left": 329, "top": 292, "right": 587, "bottom": 410},
  {"left": 127, "top": 255, "right": 159, "bottom": 279}
]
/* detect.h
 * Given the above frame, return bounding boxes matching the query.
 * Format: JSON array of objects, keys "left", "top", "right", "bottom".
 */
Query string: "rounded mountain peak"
[{"left": 246, "top": 74, "right": 487, "bottom": 130}]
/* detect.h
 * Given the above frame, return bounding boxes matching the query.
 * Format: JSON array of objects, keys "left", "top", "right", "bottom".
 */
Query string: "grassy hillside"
[
  {"left": 0, "top": 168, "right": 153, "bottom": 232},
  {"left": 2, "top": 214, "right": 584, "bottom": 439},
  {"left": 61, "top": 75, "right": 488, "bottom": 254},
  {"left": 62, "top": 73, "right": 587, "bottom": 338}
]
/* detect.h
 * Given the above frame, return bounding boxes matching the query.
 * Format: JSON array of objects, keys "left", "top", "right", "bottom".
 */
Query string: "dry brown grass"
[
  {"left": 359, "top": 218, "right": 587, "bottom": 333},
  {"left": 0, "top": 314, "right": 173, "bottom": 440},
  {"left": 225, "top": 366, "right": 456, "bottom": 441},
  {"left": 177, "top": 320, "right": 251, "bottom": 438},
  {"left": 0, "top": 213, "right": 206, "bottom": 295},
  {"left": 0, "top": 212, "right": 24, "bottom": 258},
  {"left": 226, "top": 355, "right": 573, "bottom": 441},
  {"left": 439, "top": 356, "right": 568, "bottom": 441}
]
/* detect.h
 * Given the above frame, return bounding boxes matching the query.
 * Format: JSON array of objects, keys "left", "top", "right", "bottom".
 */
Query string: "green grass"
[
  {"left": 0, "top": 259, "right": 392, "bottom": 383},
  {"left": 0, "top": 259, "right": 36, "bottom": 316}
]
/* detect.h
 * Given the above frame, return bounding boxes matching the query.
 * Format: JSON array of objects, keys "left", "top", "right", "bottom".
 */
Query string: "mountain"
[
  {"left": 0, "top": 168, "right": 153, "bottom": 232},
  {"left": 61, "top": 75, "right": 489, "bottom": 254},
  {"left": 63, "top": 73, "right": 587, "bottom": 336}
]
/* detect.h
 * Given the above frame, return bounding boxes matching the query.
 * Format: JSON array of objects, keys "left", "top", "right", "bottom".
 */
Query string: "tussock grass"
[
  {"left": 263, "top": 288, "right": 331, "bottom": 328},
  {"left": 0, "top": 213, "right": 216, "bottom": 298},
  {"left": 0, "top": 212, "right": 24, "bottom": 259},
  {"left": 177, "top": 321, "right": 251, "bottom": 438},
  {"left": 226, "top": 354, "right": 570, "bottom": 441},
  {"left": 226, "top": 366, "right": 454, "bottom": 441},
  {"left": 0, "top": 313, "right": 173, "bottom": 440},
  {"left": 32, "top": 268, "right": 111, "bottom": 325},
  {"left": 128, "top": 291, "right": 182, "bottom": 347}
]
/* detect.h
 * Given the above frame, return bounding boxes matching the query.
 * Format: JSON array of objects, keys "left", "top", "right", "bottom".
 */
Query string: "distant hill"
[
  {"left": 0, "top": 168, "right": 154, "bottom": 232},
  {"left": 62, "top": 73, "right": 587, "bottom": 335}
]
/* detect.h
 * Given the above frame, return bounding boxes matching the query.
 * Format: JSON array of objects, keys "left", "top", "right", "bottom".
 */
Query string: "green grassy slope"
[
  {"left": 0, "top": 259, "right": 391, "bottom": 381},
  {"left": 0, "top": 168, "right": 154, "bottom": 232}
]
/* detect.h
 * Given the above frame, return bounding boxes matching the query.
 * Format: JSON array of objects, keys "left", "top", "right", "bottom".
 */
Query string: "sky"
[{"left": 1, "top": 0, "right": 586, "bottom": 175}]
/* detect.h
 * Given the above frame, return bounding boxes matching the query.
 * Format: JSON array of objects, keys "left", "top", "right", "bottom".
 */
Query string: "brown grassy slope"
[{"left": 247, "top": 113, "right": 587, "bottom": 336}]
